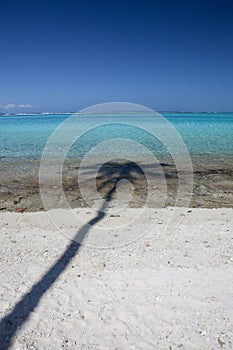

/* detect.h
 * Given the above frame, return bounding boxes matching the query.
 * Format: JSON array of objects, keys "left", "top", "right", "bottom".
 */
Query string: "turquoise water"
[{"left": 0, "top": 112, "right": 233, "bottom": 159}]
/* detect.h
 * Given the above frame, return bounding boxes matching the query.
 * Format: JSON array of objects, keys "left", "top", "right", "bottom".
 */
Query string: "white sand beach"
[{"left": 0, "top": 208, "right": 232, "bottom": 349}]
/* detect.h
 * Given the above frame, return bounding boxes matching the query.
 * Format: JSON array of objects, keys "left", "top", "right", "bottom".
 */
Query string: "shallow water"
[
  {"left": 0, "top": 112, "right": 232, "bottom": 210},
  {"left": 0, "top": 112, "right": 233, "bottom": 159}
]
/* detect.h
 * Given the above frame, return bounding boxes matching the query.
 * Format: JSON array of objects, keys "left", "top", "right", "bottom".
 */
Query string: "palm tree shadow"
[{"left": 0, "top": 161, "right": 140, "bottom": 350}]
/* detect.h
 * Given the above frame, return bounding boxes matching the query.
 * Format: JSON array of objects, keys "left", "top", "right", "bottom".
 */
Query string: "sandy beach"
[
  {"left": 0, "top": 208, "right": 232, "bottom": 349},
  {"left": 1, "top": 0, "right": 233, "bottom": 348}
]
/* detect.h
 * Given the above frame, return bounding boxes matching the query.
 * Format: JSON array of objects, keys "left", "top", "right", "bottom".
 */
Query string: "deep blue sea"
[{"left": 0, "top": 112, "right": 233, "bottom": 160}]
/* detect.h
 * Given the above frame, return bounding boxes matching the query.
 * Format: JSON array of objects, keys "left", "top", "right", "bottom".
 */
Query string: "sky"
[{"left": 0, "top": 0, "right": 233, "bottom": 113}]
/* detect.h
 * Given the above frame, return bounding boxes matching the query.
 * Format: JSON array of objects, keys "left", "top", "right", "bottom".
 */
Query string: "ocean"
[
  {"left": 0, "top": 112, "right": 233, "bottom": 210},
  {"left": 0, "top": 112, "right": 233, "bottom": 160}
]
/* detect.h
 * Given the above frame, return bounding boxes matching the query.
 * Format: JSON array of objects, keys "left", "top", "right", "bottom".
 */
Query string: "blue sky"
[{"left": 0, "top": 0, "right": 233, "bottom": 112}]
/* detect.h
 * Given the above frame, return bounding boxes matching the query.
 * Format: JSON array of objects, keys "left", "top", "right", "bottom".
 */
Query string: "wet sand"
[{"left": 0, "top": 155, "right": 233, "bottom": 212}]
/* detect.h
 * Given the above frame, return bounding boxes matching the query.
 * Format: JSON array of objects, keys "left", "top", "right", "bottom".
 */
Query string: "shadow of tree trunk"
[{"left": 0, "top": 161, "right": 138, "bottom": 349}]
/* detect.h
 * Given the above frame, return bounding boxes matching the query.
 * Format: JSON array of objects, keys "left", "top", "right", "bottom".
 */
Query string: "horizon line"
[{"left": 1, "top": 110, "right": 233, "bottom": 116}]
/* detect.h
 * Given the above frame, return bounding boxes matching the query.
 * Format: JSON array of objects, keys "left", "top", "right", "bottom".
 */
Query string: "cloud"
[
  {"left": 18, "top": 104, "right": 33, "bottom": 108},
  {"left": 0, "top": 103, "right": 33, "bottom": 109}
]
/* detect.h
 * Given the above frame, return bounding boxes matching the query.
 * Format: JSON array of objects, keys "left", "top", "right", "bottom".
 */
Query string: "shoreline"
[{"left": 0, "top": 155, "right": 233, "bottom": 211}]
